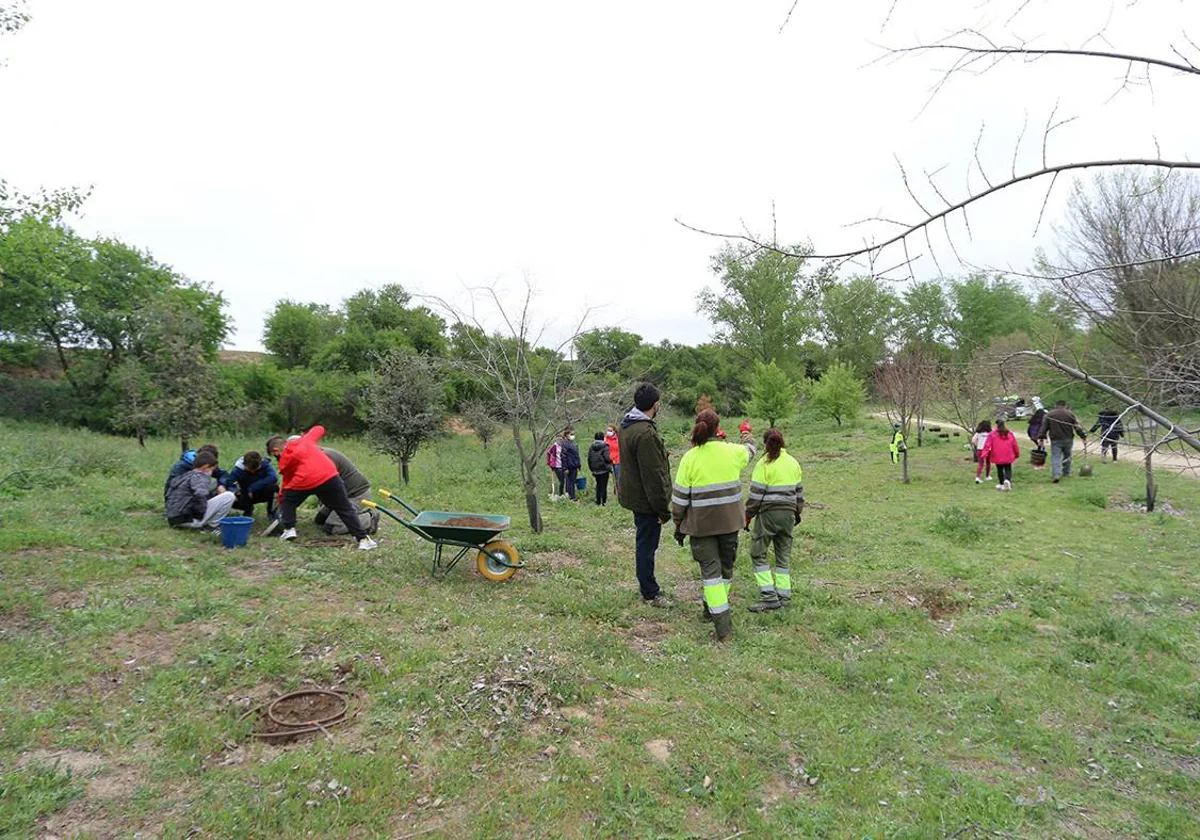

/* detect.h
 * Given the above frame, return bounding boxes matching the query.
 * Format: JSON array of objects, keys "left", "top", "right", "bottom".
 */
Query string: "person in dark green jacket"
[{"left": 617, "top": 383, "right": 673, "bottom": 608}]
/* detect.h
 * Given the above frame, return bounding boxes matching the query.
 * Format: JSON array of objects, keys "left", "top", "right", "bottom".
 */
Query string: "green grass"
[{"left": 2, "top": 414, "right": 1199, "bottom": 838}]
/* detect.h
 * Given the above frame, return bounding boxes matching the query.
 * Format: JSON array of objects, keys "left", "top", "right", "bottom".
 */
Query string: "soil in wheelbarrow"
[{"left": 437, "top": 515, "right": 502, "bottom": 529}]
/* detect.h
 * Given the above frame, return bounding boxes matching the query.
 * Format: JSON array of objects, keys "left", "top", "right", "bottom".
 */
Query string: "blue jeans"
[
  {"left": 1051, "top": 438, "right": 1074, "bottom": 478},
  {"left": 633, "top": 513, "right": 663, "bottom": 601}
]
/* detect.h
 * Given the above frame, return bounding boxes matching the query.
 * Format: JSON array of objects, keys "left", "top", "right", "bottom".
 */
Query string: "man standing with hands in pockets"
[{"left": 618, "top": 383, "right": 673, "bottom": 608}]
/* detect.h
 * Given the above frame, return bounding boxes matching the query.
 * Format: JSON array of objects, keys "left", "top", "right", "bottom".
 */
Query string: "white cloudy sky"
[{"left": 2, "top": 0, "right": 1196, "bottom": 349}]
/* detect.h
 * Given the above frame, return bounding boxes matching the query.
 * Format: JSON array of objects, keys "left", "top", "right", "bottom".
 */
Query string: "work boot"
[
  {"left": 701, "top": 601, "right": 713, "bottom": 622},
  {"left": 647, "top": 594, "right": 673, "bottom": 609},
  {"left": 713, "top": 612, "right": 733, "bottom": 642},
  {"left": 748, "top": 599, "right": 782, "bottom": 613}
]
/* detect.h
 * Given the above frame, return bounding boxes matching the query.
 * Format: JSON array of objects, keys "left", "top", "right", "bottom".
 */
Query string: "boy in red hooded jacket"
[
  {"left": 981, "top": 419, "right": 1020, "bottom": 492},
  {"left": 276, "top": 426, "right": 377, "bottom": 550}
]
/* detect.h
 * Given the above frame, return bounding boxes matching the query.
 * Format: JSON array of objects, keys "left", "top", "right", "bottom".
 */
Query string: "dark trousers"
[
  {"left": 564, "top": 468, "right": 578, "bottom": 500},
  {"left": 552, "top": 468, "right": 565, "bottom": 495},
  {"left": 995, "top": 463, "right": 1013, "bottom": 484},
  {"left": 594, "top": 472, "right": 609, "bottom": 505},
  {"left": 279, "top": 475, "right": 366, "bottom": 539},
  {"left": 633, "top": 513, "right": 663, "bottom": 601},
  {"left": 234, "top": 486, "right": 278, "bottom": 518},
  {"left": 1102, "top": 440, "right": 1118, "bottom": 461}
]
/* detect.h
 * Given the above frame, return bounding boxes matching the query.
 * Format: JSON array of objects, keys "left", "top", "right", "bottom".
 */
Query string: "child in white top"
[{"left": 972, "top": 420, "right": 993, "bottom": 483}]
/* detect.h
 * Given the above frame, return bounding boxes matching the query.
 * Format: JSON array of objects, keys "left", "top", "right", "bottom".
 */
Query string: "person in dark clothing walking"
[
  {"left": 618, "top": 384, "right": 673, "bottom": 608},
  {"left": 1045, "top": 400, "right": 1088, "bottom": 482},
  {"left": 588, "top": 431, "right": 614, "bottom": 506},
  {"left": 1090, "top": 409, "right": 1125, "bottom": 461},
  {"left": 560, "top": 429, "right": 582, "bottom": 502}
]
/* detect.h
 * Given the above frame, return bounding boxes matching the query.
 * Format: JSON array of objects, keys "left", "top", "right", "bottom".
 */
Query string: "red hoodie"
[
  {"left": 278, "top": 426, "right": 339, "bottom": 491},
  {"left": 982, "top": 428, "right": 1020, "bottom": 466},
  {"left": 605, "top": 431, "right": 620, "bottom": 465}
]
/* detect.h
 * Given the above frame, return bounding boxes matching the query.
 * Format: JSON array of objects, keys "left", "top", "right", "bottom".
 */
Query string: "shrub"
[{"left": 931, "top": 505, "right": 984, "bottom": 544}]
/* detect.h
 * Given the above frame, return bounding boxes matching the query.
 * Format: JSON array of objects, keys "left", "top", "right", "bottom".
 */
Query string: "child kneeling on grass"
[
  {"left": 164, "top": 451, "right": 236, "bottom": 532},
  {"left": 225, "top": 450, "right": 279, "bottom": 519},
  {"left": 982, "top": 418, "right": 1020, "bottom": 491}
]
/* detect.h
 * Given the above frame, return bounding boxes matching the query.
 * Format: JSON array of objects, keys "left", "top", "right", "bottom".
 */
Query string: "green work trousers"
[
  {"left": 750, "top": 509, "right": 794, "bottom": 603},
  {"left": 691, "top": 532, "right": 738, "bottom": 638}
]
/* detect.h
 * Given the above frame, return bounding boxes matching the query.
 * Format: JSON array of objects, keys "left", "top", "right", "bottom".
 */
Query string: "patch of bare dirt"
[
  {"left": 445, "top": 416, "right": 473, "bottom": 435},
  {"left": 644, "top": 739, "right": 672, "bottom": 763},
  {"left": 18, "top": 749, "right": 105, "bottom": 776},
  {"left": 86, "top": 764, "right": 143, "bottom": 799},
  {"left": 613, "top": 620, "right": 670, "bottom": 656},
  {"left": 46, "top": 590, "right": 88, "bottom": 609},
  {"left": 228, "top": 555, "right": 288, "bottom": 583},
  {"left": 808, "top": 451, "right": 852, "bottom": 460},
  {"left": 106, "top": 629, "right": 181, "bottom": 669},
  {"left": 1109, "top": 500, "right": 1185, "bottom": 515},
  {"left": 529, "top": 551, "right": 586, "bottom": 571}
]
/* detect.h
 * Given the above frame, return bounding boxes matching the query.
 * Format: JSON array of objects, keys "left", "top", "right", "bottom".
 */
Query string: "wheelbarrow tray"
[{"left": 410, "top": 511, "right": 510, "bottom": 545}]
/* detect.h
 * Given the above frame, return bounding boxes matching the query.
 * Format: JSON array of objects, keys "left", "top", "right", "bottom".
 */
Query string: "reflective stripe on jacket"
[
  {"left": 672, "top": 437, "right": 755, "bottom": 537},
  {"left": 746, "top": 449, "right": 804, "bottom": 519}
]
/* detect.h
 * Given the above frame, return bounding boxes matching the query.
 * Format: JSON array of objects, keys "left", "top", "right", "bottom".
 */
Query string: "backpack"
[{"left": 546, "top": 442, "right": 559, "bottom": 468}]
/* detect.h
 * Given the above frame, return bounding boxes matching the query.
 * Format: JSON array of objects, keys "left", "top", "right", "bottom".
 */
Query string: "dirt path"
[{"left": 871, "top": 413, "right": 1199, "bottom": 478}]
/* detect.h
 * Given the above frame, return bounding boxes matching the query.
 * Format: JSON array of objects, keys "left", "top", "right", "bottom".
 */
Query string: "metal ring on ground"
[{"left": 266, "top": 689, "right": 349, "bottom": 728}]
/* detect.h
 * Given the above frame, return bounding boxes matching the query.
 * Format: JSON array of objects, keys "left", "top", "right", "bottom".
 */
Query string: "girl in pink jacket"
[{"left": 981, "top": 419, "right": 1020, "bottom": 491}]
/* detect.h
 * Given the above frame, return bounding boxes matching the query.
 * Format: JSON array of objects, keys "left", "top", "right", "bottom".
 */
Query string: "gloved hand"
[
  {"left": 674, "top": 528, "right": 685, "bottom": 547},
  {"left": 794, "top": 512, "right": 803, "bottom": 525}
]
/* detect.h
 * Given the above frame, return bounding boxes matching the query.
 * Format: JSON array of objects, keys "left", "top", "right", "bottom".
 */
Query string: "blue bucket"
[
  {"left": 576, "top": 476, "right": 587, "bottom": 491},
  {"left": 219, "top": 516, "right": 254, "bottom": 549}
]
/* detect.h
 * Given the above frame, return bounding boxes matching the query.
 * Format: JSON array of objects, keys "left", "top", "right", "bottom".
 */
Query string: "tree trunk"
[
  {"left": 917, "top": 410, "right": 924, "bottom": 447},
  {"left": 902, "top": 447, "right": 910, "bottom": 484},
  {"left": 180, "top": 437, "right": 189, "bottom": 453},
  {"left": 401, "top": 458, "right": 410, "bottom": 485},
  {"left": 1145, "top": 449, "right": 1157, "bottom": 513},
  {"left": 511, "top": 422, "right": 543, "bottom": 532},
  {"left": 137, "top": 428, "right": 145, "bottom": 448}
]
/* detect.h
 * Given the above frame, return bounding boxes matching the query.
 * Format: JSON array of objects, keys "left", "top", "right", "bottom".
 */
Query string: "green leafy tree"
[
  {"left": 808, "top": 361, "right": 866, "bottom": 427},
  {"left": 463, "top": 399, "right": 502, "bottom": 448},
  {"left": 262, "top": 301, "right": 340, "bottom": 368},
  {"left": 363, "top": 350, "right": 446, "bottom": 484},
  {"left": 575, "top": 328, "right": 643, "bottom": 373},
  {"left": 745, "top": 361, "right": 795, "bottom": 426},
  {"left": 899, "top": 281, "right": 953, "bottom": 348},
  {"left": 135, "top": 301, "right": 222, "bottom": 452},
  {"left": 697, "top": 242, "right": 823, "bottom": 375},
  {"left": 110, "top": 359, "right": 157, "bottom": 447},
  {"left": 949, "top": 275, "right": 1033, "bottom": 353},
  {"left": 820, "top": 276, "right": 900, "bottom": 378}
]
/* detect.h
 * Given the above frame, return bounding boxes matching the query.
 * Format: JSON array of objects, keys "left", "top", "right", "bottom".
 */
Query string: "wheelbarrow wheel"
[{"left": 477, "top": 540, "right": 519, "bottom": 582}]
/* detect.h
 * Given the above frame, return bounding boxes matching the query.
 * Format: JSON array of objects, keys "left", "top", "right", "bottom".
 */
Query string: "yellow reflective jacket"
[
  {"left": 746, "top": 449, "right": 804, "bottom": 518},
  {"left": 672, "top": 437, "right": 755, "bottom": 537}
]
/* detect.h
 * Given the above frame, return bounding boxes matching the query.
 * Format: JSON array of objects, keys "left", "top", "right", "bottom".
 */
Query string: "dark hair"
[
  {"left": 1055, "top": 400, "right": 1067, "bottom": 408},
  {"left": 763, "top": 428, "right": 785, "bottom": 462},
  {"left": 690, "top": 409, "right": 720, "bottom": 447},
  {"left": 243, "top": 451, "right": 262, "bottom": 472},
  {"left": 266, "top": 436, "right": 285, "bottom": 454},
  {"left": 634, "top": 383, "right": 660, "bottom": 412},
  {"left": 594, "top": 431, "right": 604, "bottom": 441},
  {"left": 193, "top": 451, "right": 218, "bottom": 469},
  {"left": 198, "top": 443, "right": 219, "bottom": 458},
  {"left": 1030, "top": 408, "right": 1046, "bottom": 423},
  {"left": 975, "top": 420, "right": 992, "bottom": 434},
  {"left": 996, "top": 418, "right": 1008, "bottom": 435}
]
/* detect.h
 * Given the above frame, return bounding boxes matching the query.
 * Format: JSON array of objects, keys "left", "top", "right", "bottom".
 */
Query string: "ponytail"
[
  {"left": 763, "top": 428, "right": 785, "bottom": 462},
  {"left": 690, "top": 409, "right": 720, "bottom": 447}
]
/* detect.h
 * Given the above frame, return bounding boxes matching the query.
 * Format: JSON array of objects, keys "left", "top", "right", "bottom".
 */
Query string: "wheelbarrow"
[{"left": 362, "top": 489, "right": 524, "bottom": 581}]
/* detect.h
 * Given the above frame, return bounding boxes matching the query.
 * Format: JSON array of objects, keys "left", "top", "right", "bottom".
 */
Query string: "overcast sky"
[{"left": 2, "top": 0, "right": 1196, "bottom": 350}]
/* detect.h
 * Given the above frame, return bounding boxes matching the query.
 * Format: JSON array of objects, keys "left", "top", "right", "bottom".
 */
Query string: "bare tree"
[
  {"left": 429, "top": 283, "right": 598, "bottom": 533},
  {"left": 875, "top": 345, "right": 934, "bottom": 483}
]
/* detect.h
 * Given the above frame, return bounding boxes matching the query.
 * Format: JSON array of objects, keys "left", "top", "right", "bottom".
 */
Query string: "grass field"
[{"left": 2, "top": 413, "right": 1199, "bottom": 839}]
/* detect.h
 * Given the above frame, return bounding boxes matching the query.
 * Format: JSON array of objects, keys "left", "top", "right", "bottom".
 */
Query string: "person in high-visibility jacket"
[
  {"left": 672, "top": 409, "right": 757, "bottom": 642},
  {"left": 889, "top": 423, "right": 906, "bottom": 464},
  {"left": 745, "top": 429, "right": 804, "bottom": 612}
]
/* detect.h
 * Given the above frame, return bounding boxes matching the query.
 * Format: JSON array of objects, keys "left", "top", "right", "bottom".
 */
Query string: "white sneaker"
[
  {"left": 1005, "top": 480, "right": 1013, "bottom": 490},
  {"left": 985, "top": 475, "right": 994, "bottom": 481},
  {"left": 975, "top": 477, "right": 982, "bottom": 484},
  {"left": 357, "top": 537, "right": 378, "bottom": 551},
  {"left": 280, "top": 527, "right": 298, "bottom": 541},
  {"left": 995, "top": 482, "right": 1005, "bottom": 491}
]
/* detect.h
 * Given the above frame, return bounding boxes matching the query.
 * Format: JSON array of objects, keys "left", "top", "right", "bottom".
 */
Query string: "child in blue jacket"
[{"left": 225, "top": 450, "right": 279, "bottom": 519}]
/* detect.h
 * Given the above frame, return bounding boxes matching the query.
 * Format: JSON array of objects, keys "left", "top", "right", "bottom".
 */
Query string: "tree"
[
  {"left": 745, "top": 361, "right": 795, "bottom": 427},
  {"left": 363, "top": 350, "right": 445, "bottom": 485},
  {"left": 807, "top": 361, "right": 865, "bottom": 428},
  {"left": 430, "top": 282, "right": 597, "bottom": 533},
  {"left": 697, "top": 242, "right": 823, "bottom": 376},
  {"left": 875, "top": 346, "right": 934, "bottom": 481},
  {"left": 899, "top": 281, "right": 953, "bottom": 348},
  {"left": 820, "top": 276, "right": 899, "bottom": 378},
  {"left": 574, "top": 328, "right": 643, "bottom": 374},
  {"left": 110, "top": 359, "right": 156, "bottom": 447},
  {"left": 262, "top": 301, "right": 340, "bottom": 368},
  {"left": 463, "top": 400, "right": 501, "bottom": 448},
  {"left": 948, "top": 275, "right": 1033, "bottom": 355}
]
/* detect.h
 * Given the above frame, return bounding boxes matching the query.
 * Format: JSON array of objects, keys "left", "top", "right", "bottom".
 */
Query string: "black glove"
[
  {"left": 794, "top": 512, "right": 803, "bottom": 525},
  {"left": 674, "top": 528, "right": 685, "bottom": 547}
]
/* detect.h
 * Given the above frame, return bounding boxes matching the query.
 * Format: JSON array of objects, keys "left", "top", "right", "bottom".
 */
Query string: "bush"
[{"left": 0, "top": 375, "right": 76, "bottom": 424}]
